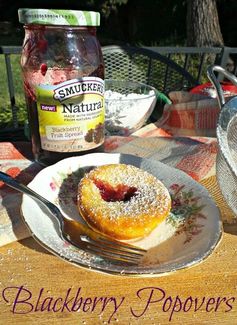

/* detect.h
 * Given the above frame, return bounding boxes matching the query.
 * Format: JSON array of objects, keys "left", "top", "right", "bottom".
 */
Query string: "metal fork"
[{"left": 0, "top": 171, "right": 146, "bottom": 264}]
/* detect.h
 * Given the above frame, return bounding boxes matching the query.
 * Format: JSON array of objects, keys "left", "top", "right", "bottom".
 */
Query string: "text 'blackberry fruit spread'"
[{"left": 18, "top": 9, "right": 105, "bottom": 165}]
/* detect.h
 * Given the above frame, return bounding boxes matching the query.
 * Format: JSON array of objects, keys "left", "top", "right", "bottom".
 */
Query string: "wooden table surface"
[{"left": 0, "top": 177, "right": 237, "bottom": 325}]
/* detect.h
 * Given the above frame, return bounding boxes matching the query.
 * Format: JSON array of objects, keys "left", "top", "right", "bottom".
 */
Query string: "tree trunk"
[{"left": 187, "top": 0, "right": 224, "bottom": 46}]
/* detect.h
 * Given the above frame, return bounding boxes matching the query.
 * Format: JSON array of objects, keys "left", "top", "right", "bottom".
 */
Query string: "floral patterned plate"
[{"left": 21, "top": 153, "right": 222, "bottom": 276}]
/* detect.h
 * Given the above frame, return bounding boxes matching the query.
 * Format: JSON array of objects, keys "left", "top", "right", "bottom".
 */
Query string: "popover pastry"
[{"left": 78, "top": 164, "right": 171, "bottom": 240}]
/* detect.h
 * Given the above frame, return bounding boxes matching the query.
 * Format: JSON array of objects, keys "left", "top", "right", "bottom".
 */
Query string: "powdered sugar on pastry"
[{"left": 78, "top": 164, "right": 171, "bottom": 240}]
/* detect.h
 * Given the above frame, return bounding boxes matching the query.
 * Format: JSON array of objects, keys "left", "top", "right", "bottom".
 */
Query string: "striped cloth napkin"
[{"left": 137, "top": 90, "right": 220, "bottom": 138}]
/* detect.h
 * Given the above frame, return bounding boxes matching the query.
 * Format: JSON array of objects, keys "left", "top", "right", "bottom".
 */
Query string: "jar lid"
[{"left": 18, "top": 8, "right": 100, "bottom": 26}]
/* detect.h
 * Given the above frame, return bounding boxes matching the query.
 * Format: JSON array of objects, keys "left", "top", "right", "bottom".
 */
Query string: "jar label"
[{"left": 35, "top": 77, "right": 104, "bottom": 152}]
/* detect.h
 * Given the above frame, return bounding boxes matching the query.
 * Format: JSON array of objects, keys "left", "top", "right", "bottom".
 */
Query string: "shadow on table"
[
  {"left": 19, "top": 236, "right": 50, "bottom": 254},
  {"left": 12, "top": 141, "right": 34, "bottom": 160},
  {"left": 223, "top": 221, "right": 237, "bottom": 236}
]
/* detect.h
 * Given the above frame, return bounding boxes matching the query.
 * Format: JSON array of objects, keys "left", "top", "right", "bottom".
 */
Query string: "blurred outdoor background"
[
  {"left": 0, "top": 0, "right": 237, "bottom": 128},
  {"left": 0, "top": 0, "right": 237, "bottom": 46}
]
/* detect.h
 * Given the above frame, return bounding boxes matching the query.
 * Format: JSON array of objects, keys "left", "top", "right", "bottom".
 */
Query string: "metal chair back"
[{"left": 102, "top": 45, "right": 199, "bottom": 94}]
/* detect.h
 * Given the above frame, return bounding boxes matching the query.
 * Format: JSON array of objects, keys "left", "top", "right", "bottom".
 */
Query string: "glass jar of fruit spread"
[{"left": 18, "top": 8, "right": 105, "bottom": 165}]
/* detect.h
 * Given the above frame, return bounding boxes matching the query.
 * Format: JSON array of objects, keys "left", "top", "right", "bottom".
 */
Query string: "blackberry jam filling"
[{"left": 93, "top": 179, "right": 137, "bottom": 202}]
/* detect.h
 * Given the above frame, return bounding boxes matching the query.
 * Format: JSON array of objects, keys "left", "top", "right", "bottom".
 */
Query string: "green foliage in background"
[{"left": 0, "top": 55, "right": 27, "bottom": 128}]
